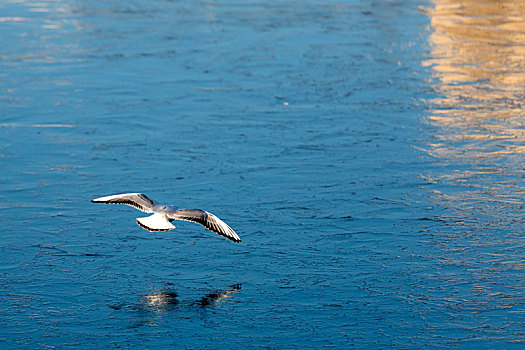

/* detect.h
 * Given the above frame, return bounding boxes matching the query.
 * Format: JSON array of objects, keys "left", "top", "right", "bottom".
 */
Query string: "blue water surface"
[{"left": 1, "top": 0, "right": 524, "bottom": 348}]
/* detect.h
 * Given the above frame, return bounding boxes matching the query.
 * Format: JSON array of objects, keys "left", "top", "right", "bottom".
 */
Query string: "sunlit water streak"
[
  {"left": 0, "top": 0, "right": 523, "bottom": 348},
  {"left": 417, "top": 0, "right": 525, "bottom": 346}
]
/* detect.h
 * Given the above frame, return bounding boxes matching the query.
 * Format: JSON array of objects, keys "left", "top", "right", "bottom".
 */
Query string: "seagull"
[{"left": 91, "top": 193, "right": 241, "bottom": 242}]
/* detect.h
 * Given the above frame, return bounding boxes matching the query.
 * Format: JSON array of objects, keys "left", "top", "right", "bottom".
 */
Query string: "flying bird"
[{"left": 91, "top": 193, "right": 241, "bottom": 242}]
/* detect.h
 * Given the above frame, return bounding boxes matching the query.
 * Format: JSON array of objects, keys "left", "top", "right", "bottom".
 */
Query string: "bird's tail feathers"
[{"left": 136, "top": 214, "right": 175, "bottom": 232}]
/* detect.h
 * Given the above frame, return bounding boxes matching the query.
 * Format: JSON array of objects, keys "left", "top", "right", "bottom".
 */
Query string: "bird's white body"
[
  {"left": 92, "top": 193, "right": 241, "bottom": 242},
  {"left": 136, "top": 213, "right": 175, "bottom": 231}
]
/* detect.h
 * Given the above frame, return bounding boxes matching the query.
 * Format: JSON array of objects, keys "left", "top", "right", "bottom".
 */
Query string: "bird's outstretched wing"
[
  {"left": 167, "top": 209, "right": 241, "bottom": 243},
  {"left": 91, "top": 193, "right": 156, "bottom": 213}
]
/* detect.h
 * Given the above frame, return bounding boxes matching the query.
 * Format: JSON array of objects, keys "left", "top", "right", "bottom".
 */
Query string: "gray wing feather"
[
  {"left": 91, "top": 193, "right": 156, "bottom": 213},
  {"left": 168, "top": 209, "right": 241, "bottom": 243}
]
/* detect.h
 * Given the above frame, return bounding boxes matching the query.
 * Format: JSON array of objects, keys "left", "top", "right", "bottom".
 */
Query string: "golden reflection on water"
[
  {"left": 419, "top": 3, "right": 525, "bottom": 332},
  {"left": 423, "top": 0, "right": 525, "bottom": 160}
]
